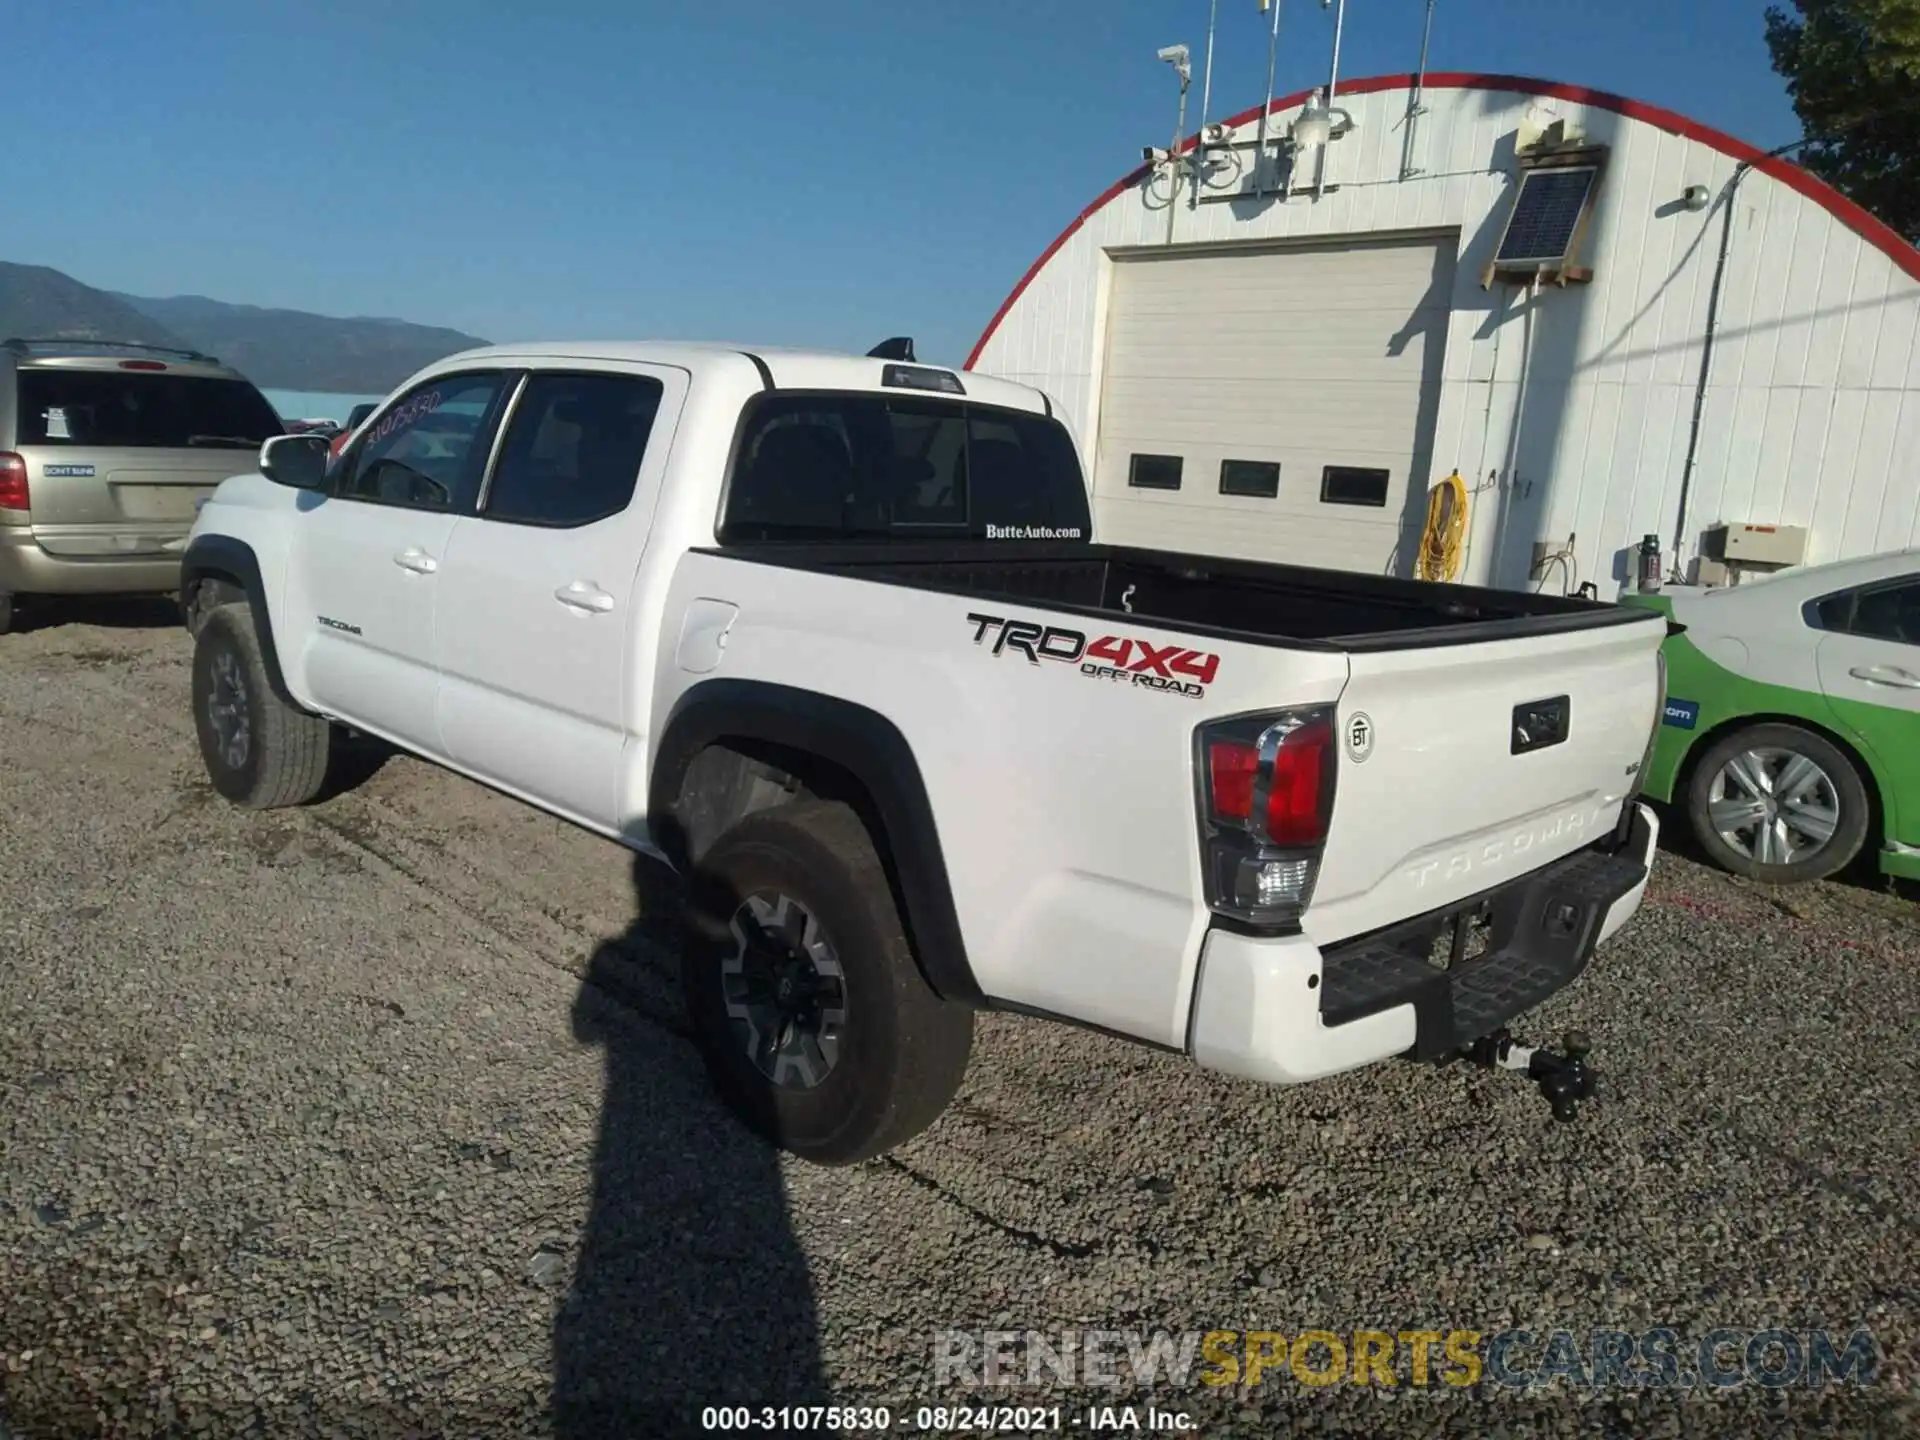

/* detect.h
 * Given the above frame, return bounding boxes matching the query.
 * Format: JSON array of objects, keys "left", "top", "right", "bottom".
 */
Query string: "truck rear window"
[
  {"left": 16, "top": 370, "right": 283, "bottom": 449},
  {"left": 721, "top": 393, "right": 1090, "bottom": 543}
]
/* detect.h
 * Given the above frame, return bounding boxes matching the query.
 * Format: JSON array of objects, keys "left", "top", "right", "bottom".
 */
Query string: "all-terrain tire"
[
  {"left": 681, "top": 798, "right": 974, "bottom": 1166},
  {"left": 1685, "top": 721, "right": 1870, "bottom": 885},
  {"left": 192, "top": 601, "right": 332, "bottom": 809}
]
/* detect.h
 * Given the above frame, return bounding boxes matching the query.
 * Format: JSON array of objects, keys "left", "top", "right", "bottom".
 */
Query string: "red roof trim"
[{"left": 964, "top": 70, "right": 1920, "bottom": 370}]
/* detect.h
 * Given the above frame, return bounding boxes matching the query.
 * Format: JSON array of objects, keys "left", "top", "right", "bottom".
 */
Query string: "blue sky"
[{"left": 6, "top": 0, "right": 1798, "bottom": 367}]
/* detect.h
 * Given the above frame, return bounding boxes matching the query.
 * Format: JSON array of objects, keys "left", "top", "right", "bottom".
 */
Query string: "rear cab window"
[
  {"left": 720, "top": 392, "right": 1090, "bottom": 544},
  {"left": 16, "top": 369, "right": 282, "bottom": 450}
]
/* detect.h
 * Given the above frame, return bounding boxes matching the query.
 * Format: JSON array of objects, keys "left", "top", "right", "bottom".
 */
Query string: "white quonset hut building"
[{"left": 966, "top": 73, "right": 1920, "bottom": 595}]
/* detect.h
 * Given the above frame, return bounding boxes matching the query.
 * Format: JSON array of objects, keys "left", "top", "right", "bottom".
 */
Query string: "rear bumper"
[
  {"left": 0, "top": 526, "right": 185, "bottom": 596},
  {"left": 1188, "top": 802, "right": 1658, "bottom": 1086}
]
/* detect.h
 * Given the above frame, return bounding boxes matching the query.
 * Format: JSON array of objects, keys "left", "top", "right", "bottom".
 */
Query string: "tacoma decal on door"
[{"left": 965, "top": 612, "right": 1218, "bottom": 699}]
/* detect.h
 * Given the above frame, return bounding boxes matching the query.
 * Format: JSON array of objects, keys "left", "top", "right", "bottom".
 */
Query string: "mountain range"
[{"left": 0, "top": 261, "right": 488, "bottom": 394}]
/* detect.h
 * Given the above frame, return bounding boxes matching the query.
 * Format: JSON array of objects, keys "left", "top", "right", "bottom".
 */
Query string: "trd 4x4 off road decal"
[{"left": 966, "top": 612, "right": 1219, "bottom": 699}]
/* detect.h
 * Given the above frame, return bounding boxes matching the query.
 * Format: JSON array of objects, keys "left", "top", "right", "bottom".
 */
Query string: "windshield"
[
  {"left": 721, "top": 393, "right": 1090, "bottom": 544},
  {"left": 16, "top": 369, "right": 283, "bottom": 449}
]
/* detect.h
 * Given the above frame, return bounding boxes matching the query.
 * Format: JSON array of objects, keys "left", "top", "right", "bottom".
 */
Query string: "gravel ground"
[{"left": 1, "top": 601, "right": 1915, "bottom": 1439}]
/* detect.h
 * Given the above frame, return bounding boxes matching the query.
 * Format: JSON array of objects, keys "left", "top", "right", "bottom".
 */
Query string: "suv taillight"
[
  {"left": 0, "top": 453, "right": 29, "bottom": 512},
  {"left": 1195, "top": 707, "right": 1337, "bottom": 927}
]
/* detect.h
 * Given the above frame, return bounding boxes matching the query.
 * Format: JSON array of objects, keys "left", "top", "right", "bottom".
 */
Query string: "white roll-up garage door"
[{"left": 1091, "top": 231, "right": 1457, "bottom": 576}]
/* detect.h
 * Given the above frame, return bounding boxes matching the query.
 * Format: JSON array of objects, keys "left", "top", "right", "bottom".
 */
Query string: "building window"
[
  {"left": 1128, "top": 453, "right": 1183, "bottom": 491},
  {"left": 1321, "top": 465, "right": 1389, "bottom": 508},
  {"left": 1218, "top": 459, "right": 1280, "bottom": 499}
]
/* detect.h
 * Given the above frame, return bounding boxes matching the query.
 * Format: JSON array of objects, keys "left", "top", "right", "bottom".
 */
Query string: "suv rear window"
[
  {"left": 15, "top": 369, "right": 283, "bottom": 450},
  {"left": 721, "top": 393, "right": 1090, "bottom": 544}
]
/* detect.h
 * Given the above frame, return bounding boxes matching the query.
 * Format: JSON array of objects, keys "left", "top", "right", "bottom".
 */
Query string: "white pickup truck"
[{"left": 181, "top": 340, "right": 1669, "bottom": 1164}]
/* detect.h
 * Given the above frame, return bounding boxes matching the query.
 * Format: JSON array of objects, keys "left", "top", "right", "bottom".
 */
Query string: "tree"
[{"left": 1765, "top": 0, "right": 1920, "bottom": 243}]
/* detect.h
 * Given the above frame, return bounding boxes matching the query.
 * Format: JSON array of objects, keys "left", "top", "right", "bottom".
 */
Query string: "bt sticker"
[{"left": 1346, "top": 711, "right": 1375, "bottom": 762}]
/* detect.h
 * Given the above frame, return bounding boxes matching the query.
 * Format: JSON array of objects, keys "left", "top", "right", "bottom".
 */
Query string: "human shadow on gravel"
[{"left": 554, "top": 852, "right": 829, "bottom": 1439}]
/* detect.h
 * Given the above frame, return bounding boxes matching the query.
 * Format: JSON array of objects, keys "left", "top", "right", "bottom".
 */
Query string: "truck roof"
[{"left": 427, "top": 340, "right": 1051, "bottom": 415}]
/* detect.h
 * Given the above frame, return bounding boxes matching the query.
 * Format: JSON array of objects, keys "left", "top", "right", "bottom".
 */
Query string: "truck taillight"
[
  {"left": 0, "top": 453, "right": 29, "bottom": 512},
  {"left": 1207, "top": 722, "right": 1332, "bottom": 846},
  {"left": 1195, "top": 707, "right": 1337, "bottom": 928}
]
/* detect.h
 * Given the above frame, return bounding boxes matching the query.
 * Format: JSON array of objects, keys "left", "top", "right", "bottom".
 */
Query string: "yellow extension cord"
[{"left": 1416, "top": 470, "right": 1469, "bottom": 583}]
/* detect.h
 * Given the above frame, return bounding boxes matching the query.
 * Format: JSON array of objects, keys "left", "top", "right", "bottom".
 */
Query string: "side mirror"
[{"left": 259, "top": 432, "right": 331, "bottom": 491}]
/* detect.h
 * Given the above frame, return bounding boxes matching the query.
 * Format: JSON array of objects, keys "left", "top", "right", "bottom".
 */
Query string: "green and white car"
[{"left": 1622, "top": 549, "right": 1920, "bottom": 886}]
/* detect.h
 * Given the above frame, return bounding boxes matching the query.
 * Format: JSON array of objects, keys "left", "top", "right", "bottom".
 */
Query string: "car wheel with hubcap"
[
  {"left": 682, "top": 798, "right": 973, "bottom": 1165},
  {"left": 192, "top": 602, "right": 334, "bottom": 809},
  {"left": 1684, "top": 722, "right": 1869, "bottom": 885}
]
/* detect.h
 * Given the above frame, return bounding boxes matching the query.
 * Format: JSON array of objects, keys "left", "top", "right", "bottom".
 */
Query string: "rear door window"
[
  {"left": 722, "top": 393, "right": 1090, "bottom": 543},
  {"left": 1809, "top": 580, "right": 1920, "bottom": 645},
  {"left": 1853, "top": 582, "right": 1920, "bottom": 645},
  {"left": 482, "top": 372, "right": 665, "bottom": 527},
  {"left": 16, "top": 369, "right": 283, "bottom": 450}
]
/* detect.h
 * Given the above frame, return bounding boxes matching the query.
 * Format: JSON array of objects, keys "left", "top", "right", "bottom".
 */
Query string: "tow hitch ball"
[{"left": 1464, "top": 1028, "right": 1596, "bottom": 1122}]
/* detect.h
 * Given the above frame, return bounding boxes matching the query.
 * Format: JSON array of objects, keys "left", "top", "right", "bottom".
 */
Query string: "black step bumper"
[{"left": 1317, "top": 804, "right": 1654, "bottom": 1062}]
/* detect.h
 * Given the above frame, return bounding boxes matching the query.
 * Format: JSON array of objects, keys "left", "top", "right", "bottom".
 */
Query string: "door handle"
[
  {"left": 1849, "top": 664, "right": 1920, "bottom": 690},
  {"left": 393, "top": 548, "right": 438, "bottom": 575},
  {"left": 554, "top": 581, "right": 615, "bottom": 614}
]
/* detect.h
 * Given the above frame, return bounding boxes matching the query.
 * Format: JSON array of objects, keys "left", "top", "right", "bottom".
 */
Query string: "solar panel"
[{"left": 1495, "top": 166, "right": 1598, "bottom": 266}]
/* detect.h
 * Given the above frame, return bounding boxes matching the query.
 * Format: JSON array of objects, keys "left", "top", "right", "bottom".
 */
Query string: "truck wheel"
[
  {"left": 681, "top": 799, "right": 973, "bottom": 1166},
  {"left": 192, "top": 602, "right": 333, "bottom": 810},
  {"left": 185, "top": 578, "right": 241, "bottom": 636},
  {"left": 1685, "top": 722, "right": 1869, "bottom": 885}
]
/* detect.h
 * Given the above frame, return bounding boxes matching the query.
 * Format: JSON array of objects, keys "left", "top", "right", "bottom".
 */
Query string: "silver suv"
[{"left": 0, "top": 338, "right": 284, "bottom": 633}]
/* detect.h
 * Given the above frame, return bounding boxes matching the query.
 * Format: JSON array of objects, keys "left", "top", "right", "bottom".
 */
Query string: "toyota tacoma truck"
[{"left": 179, "top": 341, "right": 1669, "bottom": 1165}]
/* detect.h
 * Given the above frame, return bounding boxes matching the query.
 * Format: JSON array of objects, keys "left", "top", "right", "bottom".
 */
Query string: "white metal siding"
[
  {"left": 973, "top": 80, "right": 1920, "bottom": 594},
  {"left": 1092, "top": 234, "right": 1456, "bottom": 574}
]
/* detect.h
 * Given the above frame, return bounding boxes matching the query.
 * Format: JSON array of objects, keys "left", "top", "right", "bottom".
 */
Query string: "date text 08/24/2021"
[{"left": 698, "top": 1405, "right": 1195, "bottom": 1432}]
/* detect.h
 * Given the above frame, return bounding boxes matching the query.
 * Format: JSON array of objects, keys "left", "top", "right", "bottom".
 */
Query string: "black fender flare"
[
  {"left": 180, "top": 534, "right": 302, "bottom": 711},
  {"left": 649, "top": 678, "right": 983, "bottom": 1005}
]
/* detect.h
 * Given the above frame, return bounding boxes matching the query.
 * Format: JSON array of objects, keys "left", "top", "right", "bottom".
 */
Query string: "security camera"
[
  {"left": 1202, "top": 122, "right": 1229, "bottom": 147},
  {"left": 1156, "top": 43, "right": 1191, "bottom": 83},
  {"left": 1142, "top": 145, "right": 1170, "bottom": 165},
  {"left": 1682, "top": 184, "right": 1711, "bottom": 212}
]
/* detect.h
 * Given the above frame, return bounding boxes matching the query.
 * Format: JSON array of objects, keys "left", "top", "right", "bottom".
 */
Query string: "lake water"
[{"left": 262, "top": 389, "right": 387, "bottom": 426}]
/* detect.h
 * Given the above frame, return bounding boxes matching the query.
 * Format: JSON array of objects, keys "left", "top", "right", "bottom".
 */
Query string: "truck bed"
[{"left": 707, "top": 541, "right": 1652, "bottom": 651}]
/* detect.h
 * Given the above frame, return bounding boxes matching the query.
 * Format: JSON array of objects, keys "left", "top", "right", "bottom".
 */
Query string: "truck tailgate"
[{"left": 1308, "top": 613, "right": 1666, "bottom": 945}]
